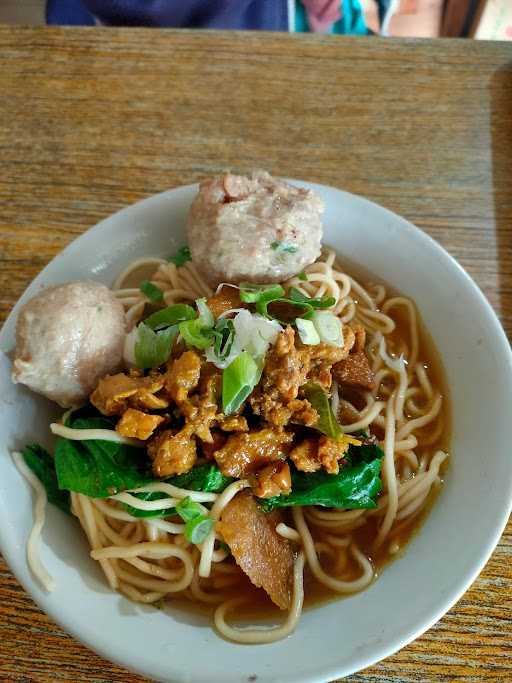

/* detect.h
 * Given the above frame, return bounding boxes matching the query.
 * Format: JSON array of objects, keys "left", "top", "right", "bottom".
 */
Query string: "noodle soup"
[{"left": 11, "top": 173, "right": 450, "bottom": 644}]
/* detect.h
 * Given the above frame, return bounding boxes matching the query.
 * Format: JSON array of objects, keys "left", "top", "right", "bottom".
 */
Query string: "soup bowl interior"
[{"left": 0, "top": 182, "right": 511, "bottom": 683}]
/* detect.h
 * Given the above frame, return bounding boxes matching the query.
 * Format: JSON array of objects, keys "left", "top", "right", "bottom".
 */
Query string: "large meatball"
[
  {"left": 12, "top": 281, "right": 126, "bottom": 408},
  {"left": 187, "top": 170, "right": 324, "bottom": 284}
]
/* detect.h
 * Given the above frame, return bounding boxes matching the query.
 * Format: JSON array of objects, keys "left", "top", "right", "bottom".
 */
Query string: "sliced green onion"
[
  {"left": 168, "top": 245, "right": 192, "bottom": 267},
  {"left": 271, "top": 240, "right": 298, "bottom": 254},
  {"left": 222, "top": 351, "right": 260, "bottom": 415},
  {"left": 311, "top": 311, "right": 344, "bottom": 347},
  {"left": 185, "top": 515, "right": 214, "bottom": 545},
  {"left": 179, "top": 318, "right": 213, "bottom": 350},
  {"left": 288, "top": 287, "right": 335, "bottom": 310},
  {"left": 176, "top": 496, "right": 203, "bottom": 523},
  {"left": 140, "top": 280, "right": 164, "bottom": 303},
  {"left": 212, "top": 318, "right": 236, "bottom": 360},
  {"left": 296, "top": 318, "right": 320, "bottom": 345},
  {"left": 302, "top": 381, "right": 343, "bottom": 440},
  {"left": 196, "top": 298, "right": 214, "bottom": 327},
  {"left": 134, "top": 323, "right": 177, "bottom": 369},
  {"left": 144, "top": 304, "right": 196, "bottom": 331},
  {"left": 298, "top": 271, "right": 308, "bottom": 282},
  {"left": 239, "top": 282, "right": 285, "bottom": 304}
]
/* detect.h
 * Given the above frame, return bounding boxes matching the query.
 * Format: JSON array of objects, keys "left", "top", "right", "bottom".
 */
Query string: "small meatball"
[
  {"left": 217, "top": 490, "right": 295, "bottom": 609},
  {"left": 12, "top": 281, "right": 126, "bottom": 408},
  {"left": 213, "top": 428, "right": 293, "bottom": 478},
  {"left": 148, "top": 426, "right": 197, "bottom": 477},
  {"left": 251, "top": 462, "right": 292, "bottom": 499},
  {"left": 187, "top": 170, "right": 324, "bottom": 285},
  {"left": 333, "top": 350, "right": 375, "bottom": 390},
  {"left": 116, "top": 408, "right": 164, "bottom": 441},
  {"left": 91, "top": 372, "right": 166, "bottom": 416}
]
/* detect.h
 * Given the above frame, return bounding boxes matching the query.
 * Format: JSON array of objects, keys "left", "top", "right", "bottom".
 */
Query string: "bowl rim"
[{"left": 1, "top": 181, "right": 511, "bottom": 683}]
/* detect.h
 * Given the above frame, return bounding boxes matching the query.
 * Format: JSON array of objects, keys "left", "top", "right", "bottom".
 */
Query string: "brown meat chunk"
[
  {"left": 165, "top": 351, "right": 202, "bottom": 408},
  {"left": 290, "top": 435, "right": 360, "bottom": 474},
  {"left": 289, "top": 438, "right": 321, "bottom": 473},
  {"left": 148, "top": 426, "right": 197, "bottom": 477},
  {"left": 214, "top": 428, "right": 293, "bottom": 478},
  {"left": 91, "top": 373, "right": 166, "bottom": 416},
  {"left": 200, "top": 430, "right": 227, "bottom": 460},
  {"left": 333, "top": 350, "right": 374, "bottom": 390},
  {"left": 116, "top": 408, "right": 165, "bottom": 440},
  {"left": 350, "top": 322, "right": 366, "bottom": 353},
  {"left": 304, "top": 332, "right": 355, "bottom": 390},
  {"left": 206, "top": 287, "right": 245, "bottom": 318},
  {"left": 251, "top": 462, "right": 292, "bottom": 499},
  {"left": 218, "top": 415, "right": 249, "bottom": 432},
  {"left": 251, "top": 325, "right": 356, "bottom": 427},
  {"left": 217, "top": 490, "right": 295, "bottom": 609},
  {"left": 317, "top": 435, "right": 350, "bottom": 474},
  {"left": 250, "top": 327, "right": 316, "bottom": 427}
]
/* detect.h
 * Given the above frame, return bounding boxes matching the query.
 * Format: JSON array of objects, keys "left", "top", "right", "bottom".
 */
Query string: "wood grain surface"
[{"left": 0, "top": 27, "right": 511, "bottom": 683}]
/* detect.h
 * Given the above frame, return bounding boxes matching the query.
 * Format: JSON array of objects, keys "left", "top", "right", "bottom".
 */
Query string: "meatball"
[
  {"left": 186, "top": 170, "right": 324, "bottom": 284},
  {"left": 12, "top": 281, "right": 126, "bottom": 408}
]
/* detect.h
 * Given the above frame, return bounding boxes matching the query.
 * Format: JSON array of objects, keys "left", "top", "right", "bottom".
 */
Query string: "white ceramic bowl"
[{"left": 1, "top": 182, "right": 511, "bottom": 683}]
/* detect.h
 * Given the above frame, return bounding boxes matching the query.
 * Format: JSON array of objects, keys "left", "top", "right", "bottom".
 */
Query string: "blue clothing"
[{"left": 47, "top": 0, "right": 288, "bottom": 30}]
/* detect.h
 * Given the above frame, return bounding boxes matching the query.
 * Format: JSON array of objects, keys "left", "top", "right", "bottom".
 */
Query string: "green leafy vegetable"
[
  {"left": 222, "top": 351, "right": 260, "bottom": 415},
  {"left": 259, "top": 443, "right": 384, "bottom": 512},
  {"left": 55, "top": 417, "right": 152, "bottom": 498},
  {"left": 123, "top": 464, "right": 233, "bottom": 518},
  {"left": 298, "top": 271, "right": 308, "bottom": 282},
  {"left": 168, "top": 245, "right": 192, "bottom": 267},
  {"left": 135, "top": 322, "right": 177, "bottom": 369},
  {"left": 123, "top": 491, "right": 172, "bottom": 518},
  {"left": 176, "top": 496, "right": 203, "bottom": 522},
  {"left": 239, "top": 283, "right": 335, "bottom": 320},
  {"left": 288, "top": 287, "right": 336, "bottom": 310},
  {"left": 302, "top": 382, "right": 343, "bottom": 440},
  {"left": 139, "top": 280, "right": 164, "bottom": 303},
  {"left": 239, "top": 283, "right": 285, "bottom": 314},
  {"left": 185, "top": 515, "right": 214, "bottom": 544},
  {"left": 144, "top": 304, "right": 196, "bottom": 331},
  {"left": 22, "top": 444, "right": 71, "bottom": 514},
  {"left": 271, "top": 240, "right": 298, "bottom": 254},
  {"left": 170, "top": 463, "right": 233, "bottom": 493}
]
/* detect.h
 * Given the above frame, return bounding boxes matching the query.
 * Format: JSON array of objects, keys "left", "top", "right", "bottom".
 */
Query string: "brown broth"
[{"left": 162, "top": 264, "right": 451, "bottom": 623}]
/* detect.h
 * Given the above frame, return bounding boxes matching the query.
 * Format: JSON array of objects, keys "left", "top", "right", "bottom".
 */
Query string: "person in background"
[{"left": 45, "top": 0, "right": 370, "bottom": 35}]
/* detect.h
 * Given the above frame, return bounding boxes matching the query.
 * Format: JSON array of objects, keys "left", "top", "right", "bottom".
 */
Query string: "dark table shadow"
[{"left": 490, "top": 64, "right": 512, "bottom": 341}]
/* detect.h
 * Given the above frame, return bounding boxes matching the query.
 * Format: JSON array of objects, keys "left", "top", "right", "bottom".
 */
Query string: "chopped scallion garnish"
[
  {"left": 296, "top": 318, "right": 320, "bottom": 345},
  {"left": 168, "top": 245, "right": 192, "bottom": 267},
  {"left": 144, "top": 304, "right": 196, "bottom": 330},
  {"left": 176, "top": 496, "right": 203, "bottom": 522},
  {"left": 222, "top": 351, "right": 260, "bottom": 415},
  {"left": 271, "top": 240, "right": 298, "bottom": 254},
  {"left": 140, "top": 280, "right": 164, "bottom": 303},
  {"left": 311, "top": 310, "right": 344, "bottom": 347},
  {"left": 185, "top": 515, "right": 214, "bottom": 545},
  {"left": 134, "top": 322, "right": 177, "bottom": 369}
]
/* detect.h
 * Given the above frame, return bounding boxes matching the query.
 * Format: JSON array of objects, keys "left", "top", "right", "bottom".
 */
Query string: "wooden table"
[{"left": 0, "top": 26, "right": 511, "bottom": 683}]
